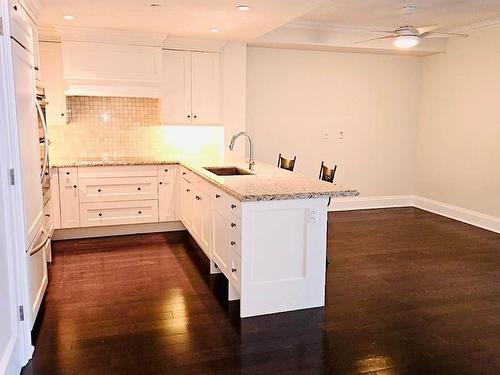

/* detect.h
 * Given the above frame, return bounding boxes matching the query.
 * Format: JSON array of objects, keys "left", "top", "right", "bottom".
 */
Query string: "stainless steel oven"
[{"left": 36, "top": 86, "right": 50, "bottom": 205}]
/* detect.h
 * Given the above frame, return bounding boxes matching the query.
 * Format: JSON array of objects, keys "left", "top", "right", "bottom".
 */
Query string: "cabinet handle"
[
  {"left": 195, "top": 195, "right": 201, "bottom": 200},
  {"left": 73, "top": 185, "right": 77, "bottom": 189},
  {"left": 231, "top": 204, "right": 237, "bottom": 209},
  {"left": 97, "top": 189, "right": 102, "bottom": 192},
  {"left": 231, "top": 268, "right": 237, "bottom": 273},
  {"left": 34, "top": 66, "right": 39, "bottom": 71},
  {"left": 186, "top": 189, "right": 190, "bottom": 192},
  {"left": 13, "top": 5, "right": 17, "bottom": 10},
  {"left": 231, "top": 223, "right": 236, "bottom": 228},
  {"left": 182, "top": 172, "right": 187, "bottom": 175},
  {"left": 231, "top": 241, "right": 236, "bottom": 246},
  {"left": 98, "top": 213, "right": 102, "bottom": 217},
  {"left": 215, "top": 194, "right": 221, "bottom": 198}
]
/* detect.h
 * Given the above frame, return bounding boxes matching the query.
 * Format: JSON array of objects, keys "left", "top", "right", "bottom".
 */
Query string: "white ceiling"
[
  {"left": 39, "top": 0, "right": 328, "bottom": 41},
  {"left": 296, "top": 0, "right": 500, "bottom": 31}
]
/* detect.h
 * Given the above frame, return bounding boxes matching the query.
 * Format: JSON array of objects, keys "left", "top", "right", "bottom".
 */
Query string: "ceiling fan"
[{"left": 356, "top": 5, "right": 468, "bottom": 48}]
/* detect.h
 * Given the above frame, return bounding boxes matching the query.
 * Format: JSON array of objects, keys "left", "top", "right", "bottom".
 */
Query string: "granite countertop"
[{"left": 51, "top": 157, "right": 359, "bottom": 201}]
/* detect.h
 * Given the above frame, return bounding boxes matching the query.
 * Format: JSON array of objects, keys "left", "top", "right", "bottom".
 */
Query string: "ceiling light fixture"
[
  {"left": 236, "top": 5, "right": 250, "bottom": 11},
  {"left": 63, "top": 15, "right": 75, "bottom": 20},
  {"left": 210, "top": 28, "right": 220, "bottom": 33},
  {"left": 393, "top": 35, "right": 419, "bottom": 48}
]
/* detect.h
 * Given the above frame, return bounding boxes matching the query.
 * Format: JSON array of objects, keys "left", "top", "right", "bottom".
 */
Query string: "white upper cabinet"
[
  {"left": 61, "top": 41, "right": 162, "bottom": 97},
  {"left": 162, "top": 50, "right": 192, "bottom": 124},
  {"left": 162, "top": 50, "right": 221, "bottom": 125},
  {"left": 191, "top": 52, "right": 221, "bottom": 125},
  {"left": 39, "top": 42, "right": 67, "bottom": 125}
]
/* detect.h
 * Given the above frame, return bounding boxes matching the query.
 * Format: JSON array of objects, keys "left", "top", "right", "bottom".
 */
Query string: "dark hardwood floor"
[{"left": 22, "top": 207, "right": 500, "bottom": 375}]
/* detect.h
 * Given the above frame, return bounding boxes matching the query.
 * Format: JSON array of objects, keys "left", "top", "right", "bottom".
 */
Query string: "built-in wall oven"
[{"left": 36, "top": 86, "right": 50, "bottom": 205}]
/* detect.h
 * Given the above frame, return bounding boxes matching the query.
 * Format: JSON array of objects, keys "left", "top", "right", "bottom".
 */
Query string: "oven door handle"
[
  {"left": 29, "top": 230, "right": 50, "bottom": 256},
  {"left": 36, "top": 100, "right": 49, "bottom": 182}
]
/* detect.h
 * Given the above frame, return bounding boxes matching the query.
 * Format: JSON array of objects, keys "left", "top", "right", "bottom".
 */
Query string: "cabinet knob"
[
  {"left": 215, "top": 194, "right": 221, "bottom": 198},
  {"left": 98, "top": 213, "right": 102, "bottom": 217},
  {"left": 231, "top": 268, "right": 237, "bottom": 273},
  {"left": 73, "top": 185, "right": 77, "bottom": 188},
  {"left": 137, "top": 187, "right": 141, "bottom": 191},
  {"left": 66, "top": 172, "right": 70, "bottom": 175},
  {"left": 34, "top": 66, "right": 39, "bottom": 71},
  {"left": 182, "top": 172, "right": 187, "bottom": 175},
  {"left": 187, "top": 189, "right": 190, "bottom": 192},
  {"left": 138, "top": 211, "right": 142, "bottom": 214},
  {"left": 231, "top": 222, "right": 236, "bottom": 228},
  {"left": 159, "top": 182, "right": 163, "bottom": 185},
  {"left": 164, "top": 169, "right": 168, "bottom": 172},
  {"left": 231, "top": 204, "right": 237, "bottom": 209},
  {"left": 13, "top": 5, "right": 17, "bottom": 10},
  {"left": 231, "top": 241, "right": 236, "bottom": 246},
  {"left": 187, "top": 115, "right": 191, "bottom": 119},
  {"left": 193, "top": 115, "right": 197, "bottom": 119},
  {"left": 97, "top": 189, "right": 102, "bottom": 192}
]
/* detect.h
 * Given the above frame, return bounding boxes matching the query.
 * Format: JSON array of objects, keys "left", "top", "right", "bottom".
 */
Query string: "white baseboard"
[
  {"left": 413, "top": 196, "right": 500, "bottom": 234},
  {"left": 330, "top": 194, "right": 500, "bottom": 235},
  {"left": 330, "top": 195, "right": 414, "bottom": 211},
  {"left": 53, "top": 221, "right": 186, "bottom": 241}
]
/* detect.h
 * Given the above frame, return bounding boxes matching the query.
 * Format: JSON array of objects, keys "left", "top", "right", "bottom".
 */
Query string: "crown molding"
[{"left": 54, "top": 26, "right": 167, "bottom": 47}]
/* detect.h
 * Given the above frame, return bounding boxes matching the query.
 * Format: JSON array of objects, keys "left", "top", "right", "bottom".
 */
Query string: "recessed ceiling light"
[
  {"left": 210, "top": 28, "right": 220, "bottom": 33},
  {"left": 63, "top": 15, "right": 75, "bottom": 20},
  {"left": 150, "top": 3, "right": 161, "bottom": 7},
  {"left": 237, "top": 5, "right": 250, "bottom": 11}
]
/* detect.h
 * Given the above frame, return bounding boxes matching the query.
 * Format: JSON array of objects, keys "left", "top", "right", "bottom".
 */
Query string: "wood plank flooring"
[{"left": 22, "top": 207, "right": 500, "bottom": 374}]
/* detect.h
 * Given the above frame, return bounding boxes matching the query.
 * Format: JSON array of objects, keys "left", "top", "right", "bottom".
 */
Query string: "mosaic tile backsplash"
[{"left": 48, "top": 96, "right": 223, "bottom": 162}]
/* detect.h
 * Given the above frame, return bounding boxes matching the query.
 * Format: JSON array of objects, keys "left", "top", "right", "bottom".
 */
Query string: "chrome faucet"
[{"left": 229, "top": 131, "right": 255, "bottom": 171}]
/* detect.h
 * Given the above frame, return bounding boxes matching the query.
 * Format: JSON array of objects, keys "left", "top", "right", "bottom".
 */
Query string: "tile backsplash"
[{"left": 48, "top": 96, "right": 223, "bottom": 162}]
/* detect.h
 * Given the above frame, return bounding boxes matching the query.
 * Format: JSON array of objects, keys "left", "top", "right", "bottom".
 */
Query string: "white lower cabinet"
[
  {"left": 158, "top": 166, "right": 175, "bottom": 222},
  {"left": 58, "top": 167, "right": 80, "bottom": 228},
  {"left": 180, "top": 178, "right": 193, "bottom": 228},
  {"left": 80, "top": 200, "right": 158, "bottom": 227}
]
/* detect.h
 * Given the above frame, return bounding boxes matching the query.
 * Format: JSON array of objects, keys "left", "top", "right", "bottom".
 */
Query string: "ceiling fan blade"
[
  {"left": 355, "top": 35, "right": 396, "bottom": 44},
  {"left": 421, "top": 31, "right": 468, "bottom": 39},
  {"left": 416, "top": 24, "right": 440, "bottom": 34}
]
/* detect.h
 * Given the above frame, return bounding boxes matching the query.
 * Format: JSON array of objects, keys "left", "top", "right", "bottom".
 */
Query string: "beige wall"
[
  {"left": 417, "top": 25, "right": 500, "bottom": 218},
  {"left": 246, "top": 47, "right": 422, "bottom": 196}
]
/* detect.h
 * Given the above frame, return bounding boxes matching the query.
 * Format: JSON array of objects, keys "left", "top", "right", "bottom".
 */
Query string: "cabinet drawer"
[
  {"left": 59, "top": 167, "right": 78, "bottom": 186},
  {"left": 78, "top": 165, "right": 158, "bottom": 178},
  {"left": 78, "top": 177, "right": 158, "bottom": 203},
  {"left": 80, "top": 200, "right": 158, "bottom": 227},
  {"left": 212, "top": 187, "right": 242, "bottom": 219},
  {"left": 157, "top": 165, "right": 174, "bottom": 181}
]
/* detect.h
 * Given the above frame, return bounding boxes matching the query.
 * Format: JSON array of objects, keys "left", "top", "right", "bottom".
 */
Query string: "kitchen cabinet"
[
  {"left": 180, "top": 177, "right": 193, "bottom": 228},
  {"left": 39, "top": 42, "right": 67, "bottom": 125},
  {"left": 80, "top": 200, "right": 158, "bottom": 227},
  {"left": 58, "top": 167, "right": 80, "bottom": 228},
  {"left": 158, "top": 166, "right": 175, "bottom": 222},
  {"left": 61, "top": 41, "right": 162, "bottom": 97},
  {"left": 162, "top": 50, "right": 221, "bottom": 125}
]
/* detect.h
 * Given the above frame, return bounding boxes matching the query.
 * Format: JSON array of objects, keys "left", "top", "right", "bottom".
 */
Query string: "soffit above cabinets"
[{"left": 39, "top": 0, "right": 329, "bottom": 41}]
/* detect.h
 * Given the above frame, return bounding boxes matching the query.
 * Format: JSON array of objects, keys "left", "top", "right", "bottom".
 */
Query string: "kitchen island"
[{"left": 50, "top": 158, "right": 358, "bottom": 317}]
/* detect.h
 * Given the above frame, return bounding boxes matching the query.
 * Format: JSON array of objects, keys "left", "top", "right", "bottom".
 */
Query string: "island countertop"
[{"left": 51, "top": 157, "right": 359, "bottom": 202}]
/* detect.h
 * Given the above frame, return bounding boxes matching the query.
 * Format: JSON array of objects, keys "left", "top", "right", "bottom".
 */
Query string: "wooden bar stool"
[{"left": 277, "top": 153, "right": 297, "bottom": 172}]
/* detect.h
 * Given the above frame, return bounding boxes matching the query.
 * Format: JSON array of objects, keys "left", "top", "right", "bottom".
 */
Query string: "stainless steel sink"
[{"left": 204, "top": 166, "right": 254, "bottom": 176}]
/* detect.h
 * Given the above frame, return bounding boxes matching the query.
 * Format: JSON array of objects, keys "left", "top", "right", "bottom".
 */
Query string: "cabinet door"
[
  {"left": 191, "top": 186, "right": 202, "bottom": 242},
  {"left": 158, "top": 167, "right": 175, "bottom": 222},
  {"left": 39, "top": 42, "right": 67, "bottom": 125},
  {"left": 180, "top": 178, "right": 192, "bottom": 228},
  {"left": 191, "top": 52, "right": 221, "bottom": 125},
  {"left": 58, "top": 167, "right": 80, "bottom": 228},
  {"left": 198, "top": 189, "right": 211, "bottom": 256},
  {"left": 162, "top": 50, "right": 192, "bottom": 124},
  {"left": 212, "top": 210, "right": 230, "bottom": 275}
]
